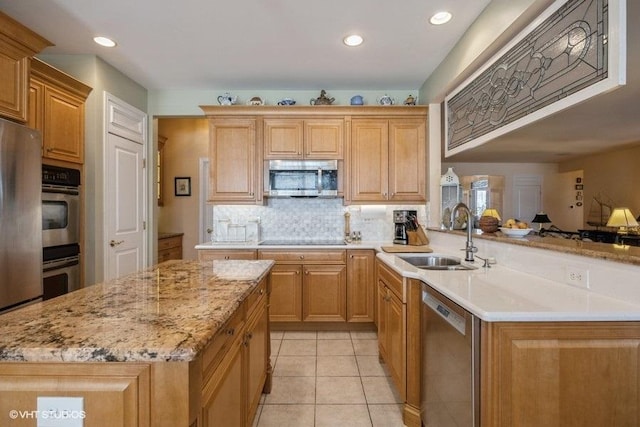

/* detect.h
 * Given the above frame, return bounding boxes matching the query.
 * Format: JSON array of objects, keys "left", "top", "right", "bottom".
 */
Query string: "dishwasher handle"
[{"left": 422, "top": 290, "right": 466, "bottom": 335}]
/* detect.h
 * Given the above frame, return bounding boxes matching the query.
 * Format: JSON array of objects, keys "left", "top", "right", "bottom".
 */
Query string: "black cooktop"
[{"left": 259, "top": 239, "right": 346, "bottom": 246}]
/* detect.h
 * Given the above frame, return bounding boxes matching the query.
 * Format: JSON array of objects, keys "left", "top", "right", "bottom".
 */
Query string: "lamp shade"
[
  {"left": 606, "top": 208, "right": 639, "bottom": 228},
  {"left": 532, "top": 212, "right": 551, "bottom": 224},
  {"left": 481, "top": 208, "right": 501, "bottom": 221}
]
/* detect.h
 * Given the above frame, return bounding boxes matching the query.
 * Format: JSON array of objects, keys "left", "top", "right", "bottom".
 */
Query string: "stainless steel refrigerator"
[{"left": 0, "top": 117, "right": 43, "bottom": 312}]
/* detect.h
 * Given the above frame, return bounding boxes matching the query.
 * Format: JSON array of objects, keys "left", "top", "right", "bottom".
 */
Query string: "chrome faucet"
[{"left": 450, "top": 202, "right": 477, "bottom": 262}]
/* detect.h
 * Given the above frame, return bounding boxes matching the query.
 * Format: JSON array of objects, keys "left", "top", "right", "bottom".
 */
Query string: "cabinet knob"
[
  {"left": 259, "top": 288, "right": 264, "bottom": 295},
  {"left": 350, "top": 255, "right": 354, "bottom": 258},
  {"left": 224, "top": 256, "right": 230, "bottom": 260},
  {"left": 226, "top": 327, "right": 235, "bottom": 336},
  {"left": 299, "top": 255, "right": 304, "bottom": 259},
  {"left": 304, "top": 270, "right": 309, "bottom": 275}
]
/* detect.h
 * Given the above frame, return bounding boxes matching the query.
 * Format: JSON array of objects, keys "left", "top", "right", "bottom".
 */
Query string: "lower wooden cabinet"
[
  {"left": 158, "top": 234, "right": 183, "bottom": 262},
  {"left": 377, "top": 263, "right": 406, "bottom": 401},
  {"left": 347, "top": 250, "right": 375, "bottom": 322},
  {"left": 201, "top": 332, "right": 244, "bottom": 427},
  {"left": 302, "top": 264, "right": 347, "bottom": 322},
  {"left": 481, "top": 321, "right": 640, "bottom": 426},
  {"left": 259, "top": 249, "right": 368, "bottom": 324}
]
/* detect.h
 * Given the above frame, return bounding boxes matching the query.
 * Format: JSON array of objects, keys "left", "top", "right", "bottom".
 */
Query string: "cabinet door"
[
  {"left": 263, "top": 118, "right": 303, "bottom": 159},
  {"left": 347, "top": 250, "right": 375, "bottom": 322},
  {"left": 208, "top": 118, "right": 258, "bottom": 202},
  {"left": 388, "top": 119, "right": 426, "bottom": 202},
  {"left": 245, "top": 298, "right": 269, "bottom": 425},
  {"left": 42, "top": 85, "right": 85, "bottom": 163},
  {"left": 27, "top": 80, "right": 44, "bottom": 134},
  {"left": 269, "top": 264, "right": 303, "bottom": 322},
  {"left": 386, "top": 291, "right": 406, "bottom": 400},
  {"left": 0, "top": 52, "right": 29, "bottom": 123},
  {"left": 304, "top": 119, "right": 344, "bottom": 159},
  {"left": 202, "top": 334, "right": 244, "bottom": 427},
  {"left": 303, "top": 264, "right": 347, "bottom": 322},
  {"left": 350, "top": 119, "right": 389, "bottom": 202}
]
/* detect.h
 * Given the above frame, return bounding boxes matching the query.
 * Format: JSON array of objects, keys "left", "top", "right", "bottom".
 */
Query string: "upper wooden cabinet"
[
  {"left": 264, "top": 118, "right": 344, "bottom": 159},
  {"left": 208, "top": 117, "right": 260, "bottom": 204},
  {"left": 349, "top": 118, "right": 426, "bottom": 203},
  {"left": 29, "top": 58, "right": 92, "bottom": 164},
  {"left": 200, "top": 105, "right": 428, "bottom": 205},
  {"left": 0, "top": 12, "right": 51, "bottom": 123}
]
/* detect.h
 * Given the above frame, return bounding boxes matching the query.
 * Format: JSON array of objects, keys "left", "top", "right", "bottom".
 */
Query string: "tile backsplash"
[{"left": 212, "top": 198, "right": 427, "bottom": 242}]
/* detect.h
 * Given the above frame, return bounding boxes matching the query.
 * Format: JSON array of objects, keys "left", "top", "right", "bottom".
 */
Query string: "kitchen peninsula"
[{"left": 0, "top": 259, "right": 274, "bottom": 427}]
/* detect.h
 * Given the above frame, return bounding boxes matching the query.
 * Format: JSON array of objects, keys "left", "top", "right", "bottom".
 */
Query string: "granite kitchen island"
[{"left": 0, "top": 259, "right": 274, "bottom": 427}]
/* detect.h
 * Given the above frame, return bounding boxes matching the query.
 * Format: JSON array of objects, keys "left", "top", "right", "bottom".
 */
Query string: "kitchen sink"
[{"left": 398, "top": 255, "right": 477, "bottom": 271}]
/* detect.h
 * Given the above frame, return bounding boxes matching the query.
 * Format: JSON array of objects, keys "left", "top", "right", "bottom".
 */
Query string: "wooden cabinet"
[
  {"left": 259, "top": 249, "right": 347, "bottom": 323},
  {"left": 201, "top": 276, "right": 271, "bottom": 427},
  {"left": 347, "top": 249, "right": 376, "bottom": 322},
  {"left": 158, "top": 233, "right": 183, "bottom": 262},
  {"left": 198, "top": 249, "right": 257, "bottom": 261},
  {"left": 208, "top": 118, "right": 260, "bottom": 203},
  {"left": 263, "top": 118, "right": 344, "bottom": 159},
  {"left": 481, "top": 321, "right": 640, "bottom": 426},
  {"left": 0, "top": 12, "right": 51, "bottom": 122},
  {"left": 29, "top": 58, "right": 92, "bottom": 164},
  {"left": 268, "top": 263, "right": 303, "bottom": 322},
  {"left": 302, "top": 264, "right": 347, "bottom": 322},
  {"left": 349, "top": 118, "right": 426, "bottom": 203},
  {"left": 376, "top": 261, "right": 406, "bottom": 400},
  {"left": 202, "top": 331, "right": 244, "bottom": 427}
]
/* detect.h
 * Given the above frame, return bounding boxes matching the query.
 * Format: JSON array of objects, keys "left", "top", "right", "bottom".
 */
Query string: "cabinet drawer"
[
  {"left": 202, "top": 304, "right": 246, "bottom": 382},
  {"left": 258, "top": 250, "right": 346, "bottom": 264},
  {"left": 159, "top": 247, "right": 182, "bottom": 262},
  {"left": 198, "top": 250, "right": 257, "bottom": 261},
  {"left": 158, "top": 235, "right": 182, "bottom": 251},
  {"left": 377, "top": 261, "right": 403, "bottom": 300},
  {"left": 246, "top": 278, "right": 267, "bottom": 316}
]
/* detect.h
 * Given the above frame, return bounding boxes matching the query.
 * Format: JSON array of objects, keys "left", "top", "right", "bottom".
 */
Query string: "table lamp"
[
  {"left": 531, "top": 212, "right": 551, "bottom": 232},
  {"left": 479, "top": 208, "right": 501, "bottom": 233},
  {"left": 606, "top": 208, "right": 639, "bottom": 235}
]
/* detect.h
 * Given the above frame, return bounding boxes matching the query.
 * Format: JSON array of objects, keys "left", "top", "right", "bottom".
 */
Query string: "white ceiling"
[{"left": 0, "top": 0, "right": 491, "bottom": 90}]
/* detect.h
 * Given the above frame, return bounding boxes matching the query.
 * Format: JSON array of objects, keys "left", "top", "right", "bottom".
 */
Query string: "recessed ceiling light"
[
  {"left": 343, "top": 34, "right": 364, "bottom": 47},
  {"left": 429, "top": 11, "right": 452, "bottom": 25},
  {"left": 93, "top": 36, "right": 117, "bottom": 48}
]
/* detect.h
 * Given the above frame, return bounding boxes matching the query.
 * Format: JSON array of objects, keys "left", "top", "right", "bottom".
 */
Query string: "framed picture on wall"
[{"left": 175, "top": 177, "right": 191, "bottom": 196}]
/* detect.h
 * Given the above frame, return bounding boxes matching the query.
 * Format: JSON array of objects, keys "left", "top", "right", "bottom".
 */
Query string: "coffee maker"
[{"left": 393, "top": 210, "right": 417, "bottom": 244}]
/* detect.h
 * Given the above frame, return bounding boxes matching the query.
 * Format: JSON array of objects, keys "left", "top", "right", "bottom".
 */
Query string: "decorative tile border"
[{"left": 445, "top": 0, "right": 626, "bottom": 156}]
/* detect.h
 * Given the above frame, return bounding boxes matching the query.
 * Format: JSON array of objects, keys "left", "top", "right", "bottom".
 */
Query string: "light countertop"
[
  {"left": 0, "top": 259, "right": 274, "bottom": 363},
  {"left": 377, "top": 251, "right": 640, "bottom": 322}
]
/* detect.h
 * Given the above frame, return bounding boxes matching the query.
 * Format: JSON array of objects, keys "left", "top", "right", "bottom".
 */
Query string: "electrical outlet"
[{"left": 565, "top": 266, "right": 589, "bottom": 288}]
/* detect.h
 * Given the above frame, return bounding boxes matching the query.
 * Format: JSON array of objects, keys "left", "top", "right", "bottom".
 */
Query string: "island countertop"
[{"left": 0, "top": 259, "right": 274, "bottom": 363}]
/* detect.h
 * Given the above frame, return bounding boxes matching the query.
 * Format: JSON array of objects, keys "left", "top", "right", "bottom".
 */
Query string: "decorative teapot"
[
  {"left": 378, "top": 95, "right": 394, "bottom": 106},
  {"left": 350, "top": 95, "right": 364, "bottom": 105},
  {"left": 310, "top": 90, "right": 335, "bottom": 105},
  {"left": 217, "top": 93, "right": 237, "bottom": 105}
]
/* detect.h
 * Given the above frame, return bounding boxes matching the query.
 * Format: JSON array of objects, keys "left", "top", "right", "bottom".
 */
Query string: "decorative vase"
[{"left": 479, "top": 215, "right": 499, "bottom": 233}]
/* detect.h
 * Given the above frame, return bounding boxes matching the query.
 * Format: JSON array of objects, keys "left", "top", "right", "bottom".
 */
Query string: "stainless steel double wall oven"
[{"left": 42, "top": 164, "right": 81, "bottom": 299}]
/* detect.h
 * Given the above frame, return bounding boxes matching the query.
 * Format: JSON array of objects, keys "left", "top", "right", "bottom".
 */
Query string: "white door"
[
  {"left": 104, "top": 93, "right": 147, "bottom": 280},
  {"left": 106, "top": 132, "right": 145, "bottom": 279},
  {"left": 513, "top": 175, "right": 542, "bottom": 225}
]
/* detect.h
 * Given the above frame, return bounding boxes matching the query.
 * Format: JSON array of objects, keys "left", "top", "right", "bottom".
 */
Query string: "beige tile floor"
[{"left": 253, "top": 330, "right": 406, "bottom": 427}]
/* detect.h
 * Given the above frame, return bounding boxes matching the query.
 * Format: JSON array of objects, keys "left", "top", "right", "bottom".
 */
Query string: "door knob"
[{"left": 110, "top": 239, "right": 124, "bottom": 247}]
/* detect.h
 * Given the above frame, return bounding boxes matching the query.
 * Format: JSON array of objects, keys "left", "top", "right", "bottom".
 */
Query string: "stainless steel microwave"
[{"left": 265, "top": 159, "right": 339, "bottom": 197}]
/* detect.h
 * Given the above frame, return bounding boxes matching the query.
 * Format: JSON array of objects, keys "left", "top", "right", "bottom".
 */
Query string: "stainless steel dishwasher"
[{"left": 421, "top": 283, "right": 480, "bottom": 426}]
